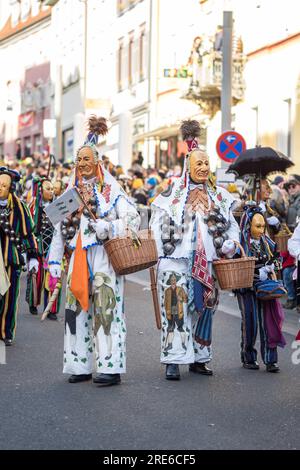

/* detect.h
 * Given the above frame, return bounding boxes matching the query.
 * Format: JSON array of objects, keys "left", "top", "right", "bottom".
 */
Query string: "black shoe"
[
  {"left": 165, "top": 364, "right": 180, "bottom": 380},
  {"left": 4, "top": 338, "right": 13, "bottom": 346},
  {"left": 30, "top": 306, "right": 38, "bottom": 315},
  {"left": 282, "top": 299, "right": 297, "bottom": 309},
  {"left": 93, "top": 373, "right": 121, "bottom": 386},
  {"left": 189, "top": 362, "right": 213, "bottom": 376},
  {"left": 266, "top": 363, "right": 280, "bottom": 373},
  {"left": 47, "top": 313, "right": 57, "bottom": 320},
  {"left": 68, "top": 374, "right": 92, "bottom": 383},
  {"left": 243, "top": 361, "right": 260, "bottom": 370}
]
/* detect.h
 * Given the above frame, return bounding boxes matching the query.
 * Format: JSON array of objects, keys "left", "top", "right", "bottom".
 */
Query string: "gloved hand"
[
  {"left": 266, "top": 216, "right": 280, "bottom": 226},
  {"left": 90, "top": 219, "right": 110, "bottom": 240},
  {"left": 259, "top": 266, "right": 269, "bottom": 281},
  {"left": 221, "top": 239, "right": 236, "bottom": 257},
  {"left": 265, "top": 263, "right": 275, "bottom": 273},
  {"left": 28, "top": 258, "right": 39, "bottom": 273},
  {"left": 49, "top": 265, "right": 61, "bottom": 279}
]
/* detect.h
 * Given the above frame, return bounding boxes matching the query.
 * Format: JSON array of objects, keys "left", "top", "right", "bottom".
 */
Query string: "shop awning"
[{"left": 133, "top": 124, "right": 179, "bottom": 142}]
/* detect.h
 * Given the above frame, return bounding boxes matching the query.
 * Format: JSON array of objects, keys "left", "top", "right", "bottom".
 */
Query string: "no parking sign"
[{"left": 216, "top": 131, "right": 246, "bottom": 163}]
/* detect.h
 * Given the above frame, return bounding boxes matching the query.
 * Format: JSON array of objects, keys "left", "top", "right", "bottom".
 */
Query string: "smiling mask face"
[
  {"left": 77, "top": 146, "right": 97, "bottom": 179},
  {"left": 189, "top": 150, "right": 210, "bottom": 184}
]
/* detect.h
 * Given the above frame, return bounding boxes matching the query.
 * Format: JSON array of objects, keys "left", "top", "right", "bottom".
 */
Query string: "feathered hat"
[
  {"left": 75, "top": 115, "right": 108, "bottom": 164},
  {"left": 180, "top": 119, "right": 201, "bottom": 153},
  {"left": 74, "top": 115, "right": 109, "bottom": 191}
]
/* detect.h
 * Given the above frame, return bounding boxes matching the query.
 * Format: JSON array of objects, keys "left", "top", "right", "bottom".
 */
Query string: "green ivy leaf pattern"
[
  {"left": 88, "top": 347, "right": 93, "bottom": 353},
  {"left": 98, "top": 362, "right": 102, "bottom": 367},
  {"left": 84, "top": 336, "right": 90, "bottom": 343},
  {"left": 80, "top": 358, "right": 87, "bottom": 363},
  {"left": 116, "top": 296, "right": 121, "bottom": 302},
  {"left": 108, "top": 362, "right": 113, "bottom": 368},
  {"left": 74, "top": 358, "right": 78, "bottom": 362}
]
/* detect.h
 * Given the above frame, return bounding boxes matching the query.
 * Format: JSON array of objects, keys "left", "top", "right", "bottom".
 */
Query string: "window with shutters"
[
  {"left": 139, "top": 24, "right": 146, "bottom": 81},
  {"left": 118, "top": 38, "right": 124, "bottom": 91},
  {"left": 128, "top": 32, "right": 134, "bottom": 86}
]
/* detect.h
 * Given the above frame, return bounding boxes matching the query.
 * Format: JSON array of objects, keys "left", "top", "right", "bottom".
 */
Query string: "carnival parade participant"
[
  {"left": 0, "top": 167, "right": 38, "bottom": 345},
  {"left": 288, "top": 220, "right": 300, "bottom": 314},
  {"left": 48, "top": 116, "right": 140, "bottom": 385},
  {"left": 26, "top": 177, "right": 61, "bottom": 319},
  {"left": 150, "top": 120, "right": 240, "bottom": 380},
  {"left": 236, "top": 205, "right": 286, "bottom": 372}
]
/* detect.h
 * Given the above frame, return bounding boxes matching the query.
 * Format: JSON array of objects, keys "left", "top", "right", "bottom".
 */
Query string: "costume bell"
[
  {"left": 48, "top": 116, "right": 140, "bottom": 385},
  {"left": 150, "top": 120, "right": 240, "bottom": 380},
  {"left": 26, "top": 177, "right": 62, "bottom": 319},
  {"left": 236, "top": 206, "right": 286, "bottom": 372},
  {"left": 0, "top": 167, "right": 38, "bottom": 345}
]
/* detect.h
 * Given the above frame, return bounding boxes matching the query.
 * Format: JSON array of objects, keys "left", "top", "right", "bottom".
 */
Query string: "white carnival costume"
[
  {"left": 48, "top": 117, "right": 140, "bottom": 382},
  {"left": 150, "top": 120, "right": 240, "bottom": 377}
]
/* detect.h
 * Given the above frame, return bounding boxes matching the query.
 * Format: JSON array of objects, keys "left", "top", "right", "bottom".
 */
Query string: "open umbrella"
[{"left": 226, "top": 146, "right": 294, "bottom": 178}]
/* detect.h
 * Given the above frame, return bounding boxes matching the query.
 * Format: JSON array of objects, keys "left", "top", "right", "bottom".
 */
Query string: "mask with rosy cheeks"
[
  {"left": 189, "top": 150, "right": 210, "bottom": 184},
  {"left": 260, "top": 179, "right": 272, "bottom": 201},
  {"left": 76, "top": 147, "right": 97, "bottom": 179},
  {"left": 42, "top": 181, "right": 54, "bottom": 202},
  {"left": 0, "top": 174, "right": 11, "bottom": 200},
  {"left": 250, "top": 213, "right": 266, "bottom": 240}
]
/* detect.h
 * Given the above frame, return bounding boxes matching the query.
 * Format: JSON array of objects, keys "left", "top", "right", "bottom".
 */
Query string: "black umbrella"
[{"left": 226, "top": 146, "right": 294, "bottom": 178}]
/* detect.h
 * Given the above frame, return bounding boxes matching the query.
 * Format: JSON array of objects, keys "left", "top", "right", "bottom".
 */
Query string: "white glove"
[
  {"left": 90, "top": 220, "right": 110, "bottom": 240},
  {"left": 266, "top": 216, "right": 280, "bottom": 226},
  {"left": 49, "top": 265, "right": 61, "bottom": 278},
  {"left": 265, "top": 263, "right": 274, "bottom": 273},
  {"left": 28, "top": 258, "right": 39, "bottom": 273},
  {"left": 259, "top": 266, "right": 269, "bottom": 281},
  {"left": 221, "top": 239, "right": 236, "bottom": 257}
]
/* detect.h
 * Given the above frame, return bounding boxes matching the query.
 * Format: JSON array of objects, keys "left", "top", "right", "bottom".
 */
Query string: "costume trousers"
[
  {"left": 0, "top": 267, "right": 21, "bottom": 340},
  {"left": 63, "top": 245, "right": 126, "bottom": 375},
  {"left": 237, "top": 291, "right": 278, "bottom": 365},
  {"left": 158, "top": 268, "right": 212, "bottom": 365}
]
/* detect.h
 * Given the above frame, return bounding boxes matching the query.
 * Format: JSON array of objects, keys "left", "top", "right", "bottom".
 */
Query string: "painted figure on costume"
[
  {"left": 0, "top": 167, "right": 38, "bottom": 345},
  {"left": 48, "top": 116, "right": 140, "bottom": 386},
  {"left": 164, "top": 273, "right": 188, "bottom": 353},
  {"left": 150, "top": 120, "right": 240, "bottom": 380},
  {"left": 236, "top": 205, "right": 286, "bottom": 372}
]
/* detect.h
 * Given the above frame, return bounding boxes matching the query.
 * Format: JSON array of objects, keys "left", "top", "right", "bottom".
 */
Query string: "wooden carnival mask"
[
  {"left": 250, "top": 213, "right": 266, "bottom": 240},
  {"left": 0, "top": 174, "right": 11, "bottom": 200},
  {"left": 42, "top": 180, "right": 54, "bottom": 202},
  {"left": 189, "top": 150, "right": 210, "bottom": 184},
  {"left": 260, "top": 179, "right": 272, "bottom": 201},
  {"left": 76, "top": 146, "right": 97, "bottom": 179}
]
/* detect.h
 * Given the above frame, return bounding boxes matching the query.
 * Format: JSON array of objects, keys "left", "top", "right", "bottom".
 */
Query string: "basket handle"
[{"left": 233, "top": 240, "right": 246, "bottom": 258}]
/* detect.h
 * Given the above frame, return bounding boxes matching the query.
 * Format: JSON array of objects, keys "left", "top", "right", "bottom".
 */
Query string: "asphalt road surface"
[{"left": 0, "top": 274, "right": 299, "bottom": 450}]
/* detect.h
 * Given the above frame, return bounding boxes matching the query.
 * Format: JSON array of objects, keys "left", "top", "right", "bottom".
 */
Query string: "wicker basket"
[
  {"left": 104, "top": 229, "right": 158, "bottom": 275},
  {"left": 273, "top": 232, "right": 291, "bottom": 252},
  {"left": 213, "top": 241, "right": 256, "bottom": 290}
]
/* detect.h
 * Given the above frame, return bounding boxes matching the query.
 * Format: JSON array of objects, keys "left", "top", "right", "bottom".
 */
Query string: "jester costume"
[
  {"left": 48, "top": 117, "right": 140, "bottom": 382},
  {"left": 150, "top": 121, "right": 240, "bottom": 376},
  {"left": 236, "top": 206, "right": 286, "bottom": 370},
  {"left": 26, "top": 178, "right": 62, "bottom": 317},
  {"left": 0, "top": 168, "right": 38, "bottom": 343}
]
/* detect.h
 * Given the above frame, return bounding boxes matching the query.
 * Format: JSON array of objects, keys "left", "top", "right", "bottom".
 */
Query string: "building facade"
[{"left": 0, "top": 0, "right": 53, "bottom": 159}]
